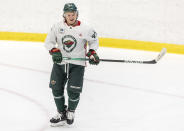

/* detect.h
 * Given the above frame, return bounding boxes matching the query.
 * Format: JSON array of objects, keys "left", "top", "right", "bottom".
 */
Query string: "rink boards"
[{"left": 0, "top": 31, "right": 184, "bottom": 54}]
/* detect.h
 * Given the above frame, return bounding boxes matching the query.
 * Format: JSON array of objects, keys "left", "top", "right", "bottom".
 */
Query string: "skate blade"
[{"left": 50, "top": 121, "right": 66, "bottom": 127}]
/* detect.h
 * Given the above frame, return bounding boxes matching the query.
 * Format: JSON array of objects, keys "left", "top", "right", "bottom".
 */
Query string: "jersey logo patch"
[
  {"left": 62, "top": 35, "right": 77, "bottom": 52},
  {"left": 59, "top": 28, "right": 65, "bottom": 33}
]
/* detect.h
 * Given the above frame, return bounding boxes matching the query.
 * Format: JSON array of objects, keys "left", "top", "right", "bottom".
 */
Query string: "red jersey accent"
[
  {"left": 76, "top": 21, "right": 81, "bottom": 26},
  {"left": 65, "top": 20, "right": 81, "bottom": 27},
  {"left": 72, "top": 20, "right": 81, "bottom": 27}
]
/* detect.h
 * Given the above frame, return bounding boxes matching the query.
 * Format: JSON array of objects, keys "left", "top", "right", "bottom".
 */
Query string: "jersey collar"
[{"left": 65, "top": 20, "right": 81, "bottom": 27}]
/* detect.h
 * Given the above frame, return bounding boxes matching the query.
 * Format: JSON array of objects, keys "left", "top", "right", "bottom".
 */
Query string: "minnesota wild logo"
[{"left": 62, "top": 35, "right": 77, "bottom": 52}]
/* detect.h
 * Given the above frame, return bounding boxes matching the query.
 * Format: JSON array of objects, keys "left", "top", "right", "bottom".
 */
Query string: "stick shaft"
[
  {"left": 62, "top": 48, "right": 166, "bottom": 64},
  {"left": 63, "top": 57, "right": 156, "bottom": 64}
]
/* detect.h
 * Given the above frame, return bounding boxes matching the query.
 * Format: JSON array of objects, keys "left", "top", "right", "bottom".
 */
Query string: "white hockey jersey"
[{"left": 45, "top": 21, "right": 99, "bottom": 66}]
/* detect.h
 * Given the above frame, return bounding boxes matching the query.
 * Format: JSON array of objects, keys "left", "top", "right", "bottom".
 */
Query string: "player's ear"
[
  {"left": 76, "top": 11, "right": 79, "bottom": 19},
  {"left": 63, "top": 13, "right": 66, "bottom": 18}
]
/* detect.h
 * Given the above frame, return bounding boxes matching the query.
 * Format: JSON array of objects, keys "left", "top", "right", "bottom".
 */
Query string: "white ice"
[{"left": 0, "top": 40, "right": 184, "bottom": 131}]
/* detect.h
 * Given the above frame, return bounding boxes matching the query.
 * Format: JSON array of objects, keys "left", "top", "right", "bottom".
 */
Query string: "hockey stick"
[{"left": 63, "top": 48, "right": 167, "bottom": 64}]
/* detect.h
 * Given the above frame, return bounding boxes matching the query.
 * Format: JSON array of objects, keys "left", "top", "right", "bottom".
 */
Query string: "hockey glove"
[
  {"left": 86, "top": 49, "right": 100, "bottom": 65},
  {"left": 49, "top": 48, "right": 62, "bottom": 63}
]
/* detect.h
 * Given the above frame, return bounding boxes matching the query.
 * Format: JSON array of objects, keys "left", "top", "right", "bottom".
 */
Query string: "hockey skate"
[
  {"left": 50, "top": 110, "right": 67, "bottom": 126},
  {"left": 66, "top": 110, "right": 75, "bottom": 125}
]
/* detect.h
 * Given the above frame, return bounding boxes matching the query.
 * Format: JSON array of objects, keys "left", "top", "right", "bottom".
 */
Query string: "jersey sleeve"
[
  {"left": 44, "top": 24, "right": 57, "bottom": 51},
  {"left": 86, "top": 28, "right": 99, "bottom": 51}
]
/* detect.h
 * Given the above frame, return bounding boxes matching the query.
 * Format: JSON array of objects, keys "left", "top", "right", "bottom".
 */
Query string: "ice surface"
[{"left": 0, "top": 40, "right": 184, "bottom": 131}]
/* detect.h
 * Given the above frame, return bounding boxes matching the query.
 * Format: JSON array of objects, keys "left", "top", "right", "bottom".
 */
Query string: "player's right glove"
[
  {"left": 49, "top": 48, "right": 63, "bottom": 63},
  {"left": 86, "top": 49, "right": 100, "bottom": 65}
]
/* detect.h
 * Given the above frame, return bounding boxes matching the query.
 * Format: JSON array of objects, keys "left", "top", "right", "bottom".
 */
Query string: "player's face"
[{"left": 64, "top": 12, "right": 78, "bottom": 25}]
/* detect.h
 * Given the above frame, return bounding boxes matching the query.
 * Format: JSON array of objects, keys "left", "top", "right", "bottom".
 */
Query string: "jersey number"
[{"left": 92, "top": 31, "right": 97, "bottom": 39}]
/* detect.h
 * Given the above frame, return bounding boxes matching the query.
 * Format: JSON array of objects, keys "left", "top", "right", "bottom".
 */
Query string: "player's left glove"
[{"left": 86, "top": 49, "right": 100, "bottom": 65}]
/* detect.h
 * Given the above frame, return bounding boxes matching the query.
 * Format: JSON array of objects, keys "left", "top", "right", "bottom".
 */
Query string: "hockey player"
[{"left": 45, "top": 3, "right": 100, "bottom": 126}]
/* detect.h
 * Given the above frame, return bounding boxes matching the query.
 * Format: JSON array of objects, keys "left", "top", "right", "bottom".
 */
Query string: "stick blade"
[{"left": 155, "top": 48, "right": 167, "bottom": 63}]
